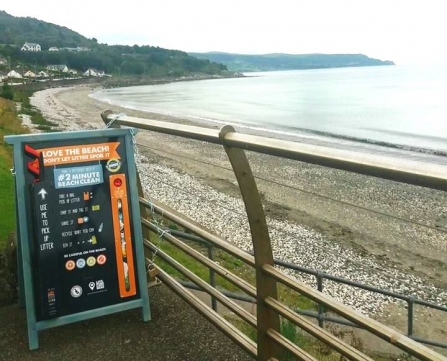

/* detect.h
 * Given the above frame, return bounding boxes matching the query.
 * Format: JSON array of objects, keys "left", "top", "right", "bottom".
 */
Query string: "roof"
[{"left": 23, "top": 42, "right": 40, "bottom": 47}]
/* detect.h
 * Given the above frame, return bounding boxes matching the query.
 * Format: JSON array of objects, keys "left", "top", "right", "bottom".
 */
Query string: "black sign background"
[{"left": 23, "top": 136, "right": 140, "bottom": 321}]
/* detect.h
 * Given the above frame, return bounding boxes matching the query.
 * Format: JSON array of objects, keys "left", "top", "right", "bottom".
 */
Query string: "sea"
[{"left": 90, "top": 65, "right": 447, "bottom": 165}]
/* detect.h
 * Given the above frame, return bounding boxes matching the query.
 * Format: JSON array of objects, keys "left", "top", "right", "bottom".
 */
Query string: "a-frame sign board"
[{"left": 6, "top": 129, "right": 151, "bottom": 350}]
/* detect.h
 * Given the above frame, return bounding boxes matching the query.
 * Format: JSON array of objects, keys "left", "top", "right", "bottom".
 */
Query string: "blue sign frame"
[{"left": 6, "top": 129, "right": 151, "bottom": 350}]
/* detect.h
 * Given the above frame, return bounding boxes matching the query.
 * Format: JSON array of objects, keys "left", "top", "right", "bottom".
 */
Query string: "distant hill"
[
  {"left": 0, "top": 10, "right": 93, "bottom": 49},
  {"left": 0, "top": 11, "right": 230, "bottom": 77},
  {"left": 188, "top": 52, "right": 395, "bottom": 72}
]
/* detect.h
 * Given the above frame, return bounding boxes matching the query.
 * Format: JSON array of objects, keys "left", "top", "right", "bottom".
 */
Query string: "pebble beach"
[{"left": 24, "top": 86, "right": 447, "bottom": 331}]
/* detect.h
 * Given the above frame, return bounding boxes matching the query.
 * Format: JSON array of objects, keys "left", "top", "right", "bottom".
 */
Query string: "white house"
[
  {"left": 48, "top": 47, "right": 59, "bottom": 52},
  {"left": 47, "top": 65, "right": 69, "bottom": 73},
  {"left": 7, "top": 70, "right": 22, "bottom": 78},
  {"left": 60, "top": 47, "right": 77, "bottom": 52},
  {"left": 68, "top": 69, "right": 78, "bottom": 75},
  {"left": 24, "top": 71, "right": 36, "bottom": 78},
  {"left": 38, "top": 71, "right": 49, "bottom": 77},
  {"left": 21, "top": 42, "right": 42, "bottom": 52},
  {"left": 76, "top": 47, "right": 90, "bottom": 52},
  {"left": 0, "top": 57, "right": 7, "bottom": 65},
  {"left": 84, "top": 69, "right": 98, "bottom": 77}
]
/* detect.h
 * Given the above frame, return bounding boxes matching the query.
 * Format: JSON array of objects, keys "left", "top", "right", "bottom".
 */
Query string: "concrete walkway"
[{"left": 0, "top": 285, "right": 254, "bottom": 361}]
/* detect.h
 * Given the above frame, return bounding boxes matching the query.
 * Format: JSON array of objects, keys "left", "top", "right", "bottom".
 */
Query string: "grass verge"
[
  {"left": 150, "top": 228, "right": 314, "bottom": 310},
  {"left": 0, "top": 97, "right": 27, "bottom": 248}
]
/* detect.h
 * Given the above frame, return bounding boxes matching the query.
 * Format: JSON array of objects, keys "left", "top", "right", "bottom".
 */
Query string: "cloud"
[{"left": 2, "top": 0, "right": 447, "bottom": 64}]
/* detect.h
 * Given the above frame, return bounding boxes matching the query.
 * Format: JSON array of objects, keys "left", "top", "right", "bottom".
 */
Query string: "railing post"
[
  {"left": 208, "top": 244, "right": 218, "bottom": 312},
  {"left": 317, "top": 272, "right": 325, "bottom": 328},
  {"left": 219, "top": 125, "right": 281, "bottom": 360},
  {"left": 408, "top": 297, "right": 414, "bottom": 337}
]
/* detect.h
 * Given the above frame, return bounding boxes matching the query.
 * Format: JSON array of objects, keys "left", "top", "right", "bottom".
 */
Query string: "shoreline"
[
  {"left": 26, "top": 86, "right": 447, "bottom": 340},
  {"left": 90, "top": 81, "right": 447, "bottom": 160}
]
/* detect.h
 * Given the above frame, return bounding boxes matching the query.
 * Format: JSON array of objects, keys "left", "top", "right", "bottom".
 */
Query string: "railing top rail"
[{"left": 104, "top": 111, "right": 447, "bottom": 191}]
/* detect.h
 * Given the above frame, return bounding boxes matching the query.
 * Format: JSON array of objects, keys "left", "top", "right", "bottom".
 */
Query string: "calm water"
[{"left": 91, "top": 65, "right": 447, "bottom": 155}]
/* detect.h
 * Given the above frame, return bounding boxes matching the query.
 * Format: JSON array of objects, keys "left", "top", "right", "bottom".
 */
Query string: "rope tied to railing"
[
  {"left": 152, "top": 227, "right": 171, "bottom": 261},
  {"left": 104, "top": 112, "right": 126, "bottom": 129},
  {"left": 129, "top": 127, "right": 140, "bottom": 157}
]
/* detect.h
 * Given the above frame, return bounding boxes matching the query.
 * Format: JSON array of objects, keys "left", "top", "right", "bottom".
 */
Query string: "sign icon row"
[
  {"left": 65, "top": 254, "right": 107, "bottom": 271},
  {"left": 70, "top": 279, "right": 105, "bottom": 298}
]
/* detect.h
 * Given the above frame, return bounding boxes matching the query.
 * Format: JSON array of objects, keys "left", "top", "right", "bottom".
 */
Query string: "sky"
[{"left": 2, "top": 0, "right": 447, "bottom": 65}]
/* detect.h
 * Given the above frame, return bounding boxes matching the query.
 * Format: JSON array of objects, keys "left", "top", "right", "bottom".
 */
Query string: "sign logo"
[
  {"left": 86, "top": 256, "right": 96, "bottom": 267},
  {"left": 88, "top": 282, "right": 96, "bottom": 291},
  {"left": 76, "top": 258, "right": 86, "bottom": 269},
  {"left": 70, "top": 285, "right": 83, "bottom": 298},
  {"left": 97, "top": 254, "right": 107, "bottom": 265},
  {"left": 65, "top": 260, "right": 76, "bottom": 271},
  {"left": 106, "top": 158, "right": 122, "bottom": 172}
]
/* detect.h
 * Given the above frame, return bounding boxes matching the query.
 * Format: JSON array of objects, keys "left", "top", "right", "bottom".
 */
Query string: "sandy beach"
[{"left": 25, "top": 85, "right": 447, "bottom": 343}]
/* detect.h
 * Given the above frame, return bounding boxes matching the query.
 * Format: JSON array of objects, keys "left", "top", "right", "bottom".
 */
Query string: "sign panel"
[
  {"left": 6, "top": 129, "right": 150, "bottom": 350},
  {"left": 53, "top": 164, "right": 104, "bottom": 189}
]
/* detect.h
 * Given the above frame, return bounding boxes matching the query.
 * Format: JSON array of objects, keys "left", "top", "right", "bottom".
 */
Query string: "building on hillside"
[
  {"left": 24, "top": 70, "right": 36, "bottom": 78},
  {"left": 7, "top": 70, "right": 22, "bottom": 78},
  {"left": 76, "top": 47, "right": 90, "bottom": 52},
  {"left": 83, "top": 69, "right": 108, "bottom": 77},
  {"left": 38, "top": 71, "right": 49, "bottom": 77},
  {"left": 68, "top": 69, "right": 78, "bottom": 75},
  {"left": 83, "top": 68, "right": 98, "bottom": 77},
  {"left": 47, "top": 65, "right": 69, "bottom": 73},
  {"left": 60, "top": 47, "right": 77, "bottom": 52},
  {"left": 21, "top": 42, "right": 42, "bottom": 52},
  {"left": 48, "top": 47, "right": 59, "bottom": 52},
  {"left": 0, "top": 57, "right": 8, "bottom": 65}
]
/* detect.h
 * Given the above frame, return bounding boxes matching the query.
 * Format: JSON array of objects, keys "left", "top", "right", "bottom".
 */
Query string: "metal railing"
[
  {"left": 102, "top": 111, "right": 447, "bottom": 361},
  {"left": 159, "top": 226, "right": 447, "bottom": 350}
]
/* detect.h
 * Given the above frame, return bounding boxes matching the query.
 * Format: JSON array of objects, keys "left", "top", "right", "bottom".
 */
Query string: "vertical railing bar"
[
  {"left": 408, "top": 297, "right": 414, "bottom": 337},
  {"left": 208, "top": 244, "right": 218, "bottom": 312},
  {"left": 317, "top": 272, "right": 324, "bottom": 328}
]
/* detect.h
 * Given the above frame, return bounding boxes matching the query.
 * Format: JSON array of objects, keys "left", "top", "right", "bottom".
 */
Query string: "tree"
[{"left": 0, "top": 84, "right": 14, "bottom": 100}]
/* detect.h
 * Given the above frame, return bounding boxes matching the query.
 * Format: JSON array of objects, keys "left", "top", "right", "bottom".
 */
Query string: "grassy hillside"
[
  {"left": 188, "top": 52, "right": 395, "bottom": 72},
  {"left": 0, "top": 97, "right": 26, "bottom": 247},
  {"left": 0, "top": 11, "right": 231, "bottom": 77}
]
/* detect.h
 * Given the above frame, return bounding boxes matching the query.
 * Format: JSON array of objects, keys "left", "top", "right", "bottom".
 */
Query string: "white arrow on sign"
[{"left": 38, "top": 188, "right": 48, "bottom": 200}]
